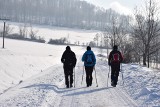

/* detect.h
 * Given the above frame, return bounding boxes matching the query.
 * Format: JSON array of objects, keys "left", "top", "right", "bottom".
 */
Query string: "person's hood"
[{"left": 85, "top": 50, "right": 93, "bottom": 54}]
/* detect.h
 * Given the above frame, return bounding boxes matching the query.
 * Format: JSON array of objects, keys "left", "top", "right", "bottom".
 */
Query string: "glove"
[
  {"left": 61, "top": 59, "right": 65, "bottom": 63},
  {"left": 93, "top": 66, "right": 95, "bottom": 70}
]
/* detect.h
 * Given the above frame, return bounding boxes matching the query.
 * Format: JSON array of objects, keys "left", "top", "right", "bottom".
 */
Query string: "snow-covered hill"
[{"left": 0, "top": 38, "right": 62, "bottom": 93}]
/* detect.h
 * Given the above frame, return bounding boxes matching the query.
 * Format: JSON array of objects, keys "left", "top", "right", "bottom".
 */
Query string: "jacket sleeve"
[
  {"left": 93, "top": 53, "right": 96, "bottom": 65},
  {"left": 119, "top": 52, "right": 123, "bottom": 63},
  {"left": 61, "top": 52, "right": 65, "bottom": 63},
  {"left": 82, "top": 52, "right": 86, "bottom": 62},
  {"left": 108, "top": 52, "right": 112, "bottom": 65},
  {"left": 73, "top": 52, "right": 77, "bottom": 67}
]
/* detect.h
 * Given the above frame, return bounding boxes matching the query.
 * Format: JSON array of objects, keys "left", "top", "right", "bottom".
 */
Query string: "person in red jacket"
[{"left": 108, "top": 45, "right": 123, "bottom": 87}]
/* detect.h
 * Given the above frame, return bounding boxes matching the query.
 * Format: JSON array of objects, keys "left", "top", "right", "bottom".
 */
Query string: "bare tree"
[
  {"left": 5, "top": 24, "right": 14, "bottom": 36},
  {"left": 93, "top": 33, "right": 100, "bottom": 47},
  {"left": 105, "top": 11, "right": 130, "bottom": 55},
  {"left": 29, "top": 24, "right": 38, "bottom": 40},
  {"left": 19, "top": 23, "right": 28, "bottom": 38},
  {"left": 133, "top": 0, "right": 160, "bottom": 67}
]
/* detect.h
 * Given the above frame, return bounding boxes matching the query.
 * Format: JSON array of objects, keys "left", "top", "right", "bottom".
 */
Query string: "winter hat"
[
  {"left": 87, "top": 46, "right": 91, "bottom": 51},
  {"left": 66, "top": 46, "right": 71, "bottom": 51},
  {"left": 113, "top": 45, "right": 118, "bottom": 50}
]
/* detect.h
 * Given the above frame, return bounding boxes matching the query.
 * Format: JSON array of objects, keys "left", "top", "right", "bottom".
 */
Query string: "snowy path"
[
  {"left": 58, "top": 60, "right": 137, "bottom": 107},
  {"left": 0, "top": 59, "right": 138, "bottom": 107}
]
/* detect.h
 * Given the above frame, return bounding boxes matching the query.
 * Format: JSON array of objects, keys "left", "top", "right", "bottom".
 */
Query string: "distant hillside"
[{"left": 0, "top": 0, "right": 130, "bottom": 30}]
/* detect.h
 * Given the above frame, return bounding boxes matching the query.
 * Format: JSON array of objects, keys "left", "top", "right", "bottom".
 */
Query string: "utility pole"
[{"left": 0, "top": 18, "right": 10, "bottom": 48}]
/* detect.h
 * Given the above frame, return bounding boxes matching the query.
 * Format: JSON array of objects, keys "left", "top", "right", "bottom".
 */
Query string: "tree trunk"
[{"left": 143, "top": 53, "right": 147, "bottom": 66}]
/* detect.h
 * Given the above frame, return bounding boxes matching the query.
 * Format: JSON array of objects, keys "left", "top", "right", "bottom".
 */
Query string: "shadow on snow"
[
  {"left": 22, "top": 84, "right": 85, "bottom": 93},
  {"left": 22, "top": 84, "right": 113, "bottom": 96},
  {"left": 64, "top": 87, "right": 113, "bottom": 96}
]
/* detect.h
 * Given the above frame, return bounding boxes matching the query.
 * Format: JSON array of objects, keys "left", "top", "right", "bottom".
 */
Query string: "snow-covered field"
[
  {"left": 0, "top": 24, "right": 159, "bottom": 107},
  {"left": 0, "top": 22, "right": 99, "bottom": 44}
]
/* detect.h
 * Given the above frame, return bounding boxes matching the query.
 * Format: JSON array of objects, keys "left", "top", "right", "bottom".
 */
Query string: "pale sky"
[{"left": 84, "top": 0, "right": 144, "bottom": 15}]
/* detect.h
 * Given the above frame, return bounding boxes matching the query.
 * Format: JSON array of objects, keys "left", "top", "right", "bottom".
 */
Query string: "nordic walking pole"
[
  {"left": 94, "top": 67, "right": 98, "bottom": 87},
  {"left": 81, "top": 66, "right": 84, "bottom": 85},
  {"left": 107, "top": 66, "right": 110, "bottom": 87},
  {"left": 74, "top": 67, "right": 75, "bottom": 88},
  {"left": 121, "top": 64, "right": 124, "bottom": 85}
]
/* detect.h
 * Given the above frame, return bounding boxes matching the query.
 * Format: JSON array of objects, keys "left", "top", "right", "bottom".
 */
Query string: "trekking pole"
[
  {"left": 94, "top": 67, "right": 98, "bottom": 87},
  {"left": 107, "top": 65, "right": 110, "bottom": 87},
  {"left": 74, "top": 67, "right": 75, "bottom": 88},
  {"left": 121, "top": 64, "right": 124, "bottom": 85},
  {"left": 81, "top": 66, "right": 84, "bottom": 85}
]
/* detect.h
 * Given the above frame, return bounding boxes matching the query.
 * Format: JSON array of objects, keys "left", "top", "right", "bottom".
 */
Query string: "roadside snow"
[{"left": 122, "top": 63, "right": 160, "bottom": 106}]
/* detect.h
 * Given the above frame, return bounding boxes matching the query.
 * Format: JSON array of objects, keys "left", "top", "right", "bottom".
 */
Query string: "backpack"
[
  {"left": 112, "top": 53, "right": 120, "bottom": 62},
  {"left": 85, "top": 54, "right": 94, "bottom": 64}
]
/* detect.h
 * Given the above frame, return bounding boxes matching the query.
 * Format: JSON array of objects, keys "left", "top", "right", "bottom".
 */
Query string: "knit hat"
[
  {"left": 87, "top": 46, "right": 91, "bottom": 50},
  {"left": 113, "top": 45, "right": 118, "bottom": 50},
  {"left": 66, "top": 46, "right": 71, "bottom": 51}
]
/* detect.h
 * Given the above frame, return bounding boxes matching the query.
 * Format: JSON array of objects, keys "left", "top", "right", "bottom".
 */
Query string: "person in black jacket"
[
  {"left": 61, "top": 46, "right": 77, "bottom": 88},
  {"left": 108, "top": 45, "right": 123, "bottom": 87}
]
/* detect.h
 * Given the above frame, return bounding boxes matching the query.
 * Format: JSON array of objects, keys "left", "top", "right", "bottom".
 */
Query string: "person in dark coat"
[
  {"left": 82, "top": 46, "right": 96, "bottom": 87},
  {"left": 61, "top": 46, "right": 77, "bottom": 88},
  {"left": 108, "top": 45, "right": 123, "bottom": 87}
]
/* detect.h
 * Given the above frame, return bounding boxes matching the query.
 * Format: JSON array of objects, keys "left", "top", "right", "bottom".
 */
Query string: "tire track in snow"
[
  {"left": 59, "top": 57, "right": 84, "bottom": 107},
  {"left": 81, "top": 59, "right": 137, "bottom": 107},
  {"left": 113, "top": 87, "right": 138, "bottom": 107},
  {"left": 97, "top": 62, "right": 138, "bottom": 107},
  {"left": 95, "top": 61, "right": 122, "bottom": 107}
]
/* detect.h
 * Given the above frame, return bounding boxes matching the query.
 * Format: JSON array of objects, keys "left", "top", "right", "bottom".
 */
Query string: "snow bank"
[{"left": 122, "top": 63, "right": 160, "bottom": 106}]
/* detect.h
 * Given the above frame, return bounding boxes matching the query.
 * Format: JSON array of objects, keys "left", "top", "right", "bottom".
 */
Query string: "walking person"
[
  {"left": 82, "top": 46, "right": 96, "bottom": 87},
  {"left": 61, "top": 46, "right": 77, "bottom": 88},
  {"left": 108, "top": 45, "right": 123, "bottom": 87}
]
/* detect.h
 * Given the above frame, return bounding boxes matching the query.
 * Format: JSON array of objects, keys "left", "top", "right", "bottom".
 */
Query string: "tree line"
[
  {"left": 0, "top": 0, "right": 130, "bottom": 30},
  {"left": 89, "top": 0, "right": 160, "bottom": 69}
]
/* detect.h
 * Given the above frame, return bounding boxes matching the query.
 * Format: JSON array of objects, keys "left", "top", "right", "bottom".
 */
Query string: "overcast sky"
[{"left": 84, "top": 0, "right": 144, "bottom": 15}]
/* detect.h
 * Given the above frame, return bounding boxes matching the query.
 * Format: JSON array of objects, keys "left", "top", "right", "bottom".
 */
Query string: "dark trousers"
[
  {"left": 85, "top": 66, "right": 94, "bottom": 86},
  {"left": 64, "top": 65, "right": 73, "bottom": 87},
  {"left": 111, "top": 63, "right": 120, "bottom": 85}
]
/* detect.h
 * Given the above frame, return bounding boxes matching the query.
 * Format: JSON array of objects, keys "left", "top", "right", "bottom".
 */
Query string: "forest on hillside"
[{"left": 0, "top": 0, "right": 130, "bottom": 30}]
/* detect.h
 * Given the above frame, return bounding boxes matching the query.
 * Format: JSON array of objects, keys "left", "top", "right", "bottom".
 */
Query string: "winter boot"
[
  {"left": 70, "top": 84, "right": 73, "bottom": 88},
  {"left": 111, "top": 81, "right": 116, "bottom": 87}
]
